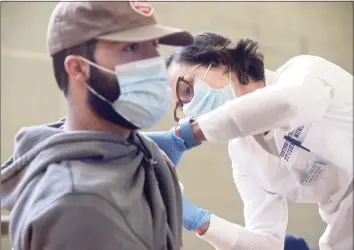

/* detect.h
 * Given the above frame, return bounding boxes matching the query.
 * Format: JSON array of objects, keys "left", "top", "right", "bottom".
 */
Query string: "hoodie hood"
[{"left": 0, "top": 119, "right": 141, "bottom": 210}]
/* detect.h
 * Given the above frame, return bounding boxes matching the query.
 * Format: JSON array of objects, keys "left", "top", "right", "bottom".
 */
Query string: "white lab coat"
[{"left": 196, "top": 55, "right": 353, "bottom": 250}]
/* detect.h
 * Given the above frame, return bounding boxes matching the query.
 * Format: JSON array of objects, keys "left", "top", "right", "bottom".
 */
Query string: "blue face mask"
[
  {"left": 183, "top": 64, "right": 236, "bottom": 117},
  {"left": 82, "top": 56, "right": 171, "bottom": 129}
]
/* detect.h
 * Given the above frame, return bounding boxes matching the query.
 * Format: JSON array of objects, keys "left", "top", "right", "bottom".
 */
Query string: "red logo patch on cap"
[{"left": 130, "top": 0, "right": 154, "bottom": 17}]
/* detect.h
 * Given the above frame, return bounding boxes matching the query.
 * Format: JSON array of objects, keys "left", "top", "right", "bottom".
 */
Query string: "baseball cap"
[{"left": 47, "top": 1, "right": 193, "bottom": 56}]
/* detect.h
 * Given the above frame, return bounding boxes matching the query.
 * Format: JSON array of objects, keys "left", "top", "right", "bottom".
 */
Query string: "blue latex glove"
[
  {"left": 182, "top": 193, "right": 211, "bottom": 231},
  {"left": 144, "top": 129, "right": 187, "bottom": 167},
  {"left": 284, "top": 234, "right": 310, "bottom": 250}
]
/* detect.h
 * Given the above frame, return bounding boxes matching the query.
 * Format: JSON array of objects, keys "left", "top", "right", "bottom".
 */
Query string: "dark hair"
[
  {"left": 52, "top": 40, "right": 97, "bottom": 96},
  {"left": 166, "top": 32, "right": 265, "bottom": 85}
]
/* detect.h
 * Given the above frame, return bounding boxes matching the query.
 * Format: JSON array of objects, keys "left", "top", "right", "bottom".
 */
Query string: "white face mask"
[
  {"left": 81, "top": 56, "right": 172, "bottom": 129},
  {"left": 183, "top": 63, "right": 236, "bottom": 117}
]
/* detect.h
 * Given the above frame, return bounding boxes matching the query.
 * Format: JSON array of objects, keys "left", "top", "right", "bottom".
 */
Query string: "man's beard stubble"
[{"left": 86, "top": 65, "right": 138, "bottom": 130}]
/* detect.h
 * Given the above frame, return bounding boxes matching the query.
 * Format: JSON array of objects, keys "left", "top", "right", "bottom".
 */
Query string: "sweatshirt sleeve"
[
  {"left": 198, "top": 171, "right": 288, "bottom": 250},
  {"left": 21, "top": 194, "right": 148, "bottom": 250},
  {"left": 197, "top": 69, "right": 333, "bottom": 142}
]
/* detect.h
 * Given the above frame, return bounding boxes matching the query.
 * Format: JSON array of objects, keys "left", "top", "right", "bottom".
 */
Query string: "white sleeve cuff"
[
  {"left": 196, "top": 214, "right": 283, "bottom": 250},
  {"left": 196, "top": 214, "right": 241, "bottom": 249}
]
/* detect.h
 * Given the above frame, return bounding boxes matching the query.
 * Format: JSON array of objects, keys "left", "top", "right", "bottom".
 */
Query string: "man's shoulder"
[
  {"left": 22, "top": 161, "right": 117, "bottom": 215},
  {"left": 136, "top": 131, "right": 167, "bottom": 163},
  {"left": 136, "top": 131, "right": 160, "bottom": 150}
]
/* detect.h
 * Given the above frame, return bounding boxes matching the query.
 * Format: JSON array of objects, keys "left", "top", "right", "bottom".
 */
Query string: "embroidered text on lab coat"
[{"left": 280, "top": 126, "right": 304, "bottom": 161}]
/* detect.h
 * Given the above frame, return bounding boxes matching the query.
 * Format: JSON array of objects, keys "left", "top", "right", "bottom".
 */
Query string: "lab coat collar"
[{"left": 265, "top": 69, "right": 276, "bottom": 86}]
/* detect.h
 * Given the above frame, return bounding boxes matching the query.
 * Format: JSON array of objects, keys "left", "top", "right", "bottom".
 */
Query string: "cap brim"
[{"left": 97, "top": 24, "right": 193, "bottom": 46}]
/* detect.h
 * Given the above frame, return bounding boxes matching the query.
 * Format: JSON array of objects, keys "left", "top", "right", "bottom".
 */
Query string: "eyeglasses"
[
  {"left": 173, "top": 76, "right": 194, "bottom": 122},
  {"left": 173, "top": 63, "right": 213, "bottom": 122}
]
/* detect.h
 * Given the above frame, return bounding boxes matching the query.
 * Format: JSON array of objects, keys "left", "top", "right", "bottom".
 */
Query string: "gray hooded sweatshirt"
[{"left": 1, "top": 119, "right": 182, "bottom": 250}]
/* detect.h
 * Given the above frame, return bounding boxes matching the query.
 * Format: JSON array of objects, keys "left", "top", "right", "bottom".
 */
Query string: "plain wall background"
[{"left": 1, "top": 2, "right": 353, "bottom": 250}]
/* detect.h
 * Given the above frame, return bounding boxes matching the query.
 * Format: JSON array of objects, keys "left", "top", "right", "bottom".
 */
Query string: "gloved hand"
[
  {"left": 144, "top": 129, "right": 187, "bottom": 167},
  {"left": 182, "top": 193, "right": 211, "bottom": 231}
]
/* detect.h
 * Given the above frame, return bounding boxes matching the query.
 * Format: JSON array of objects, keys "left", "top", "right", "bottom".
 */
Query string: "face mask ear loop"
[
  {"left": 79, "top": 56, "right": 114, "bottom": 104},
  {"left": 86, "top": 84, "right": 111, "bottom": 104},
  {"left": 79, "top": 56, "right": 115, "bottom": 75},
  {"left": 182, "top": 63, "right": 202, "bottom": 78},
  {"left": 201, "top": 63, "right": 212, "bottom": 81}
]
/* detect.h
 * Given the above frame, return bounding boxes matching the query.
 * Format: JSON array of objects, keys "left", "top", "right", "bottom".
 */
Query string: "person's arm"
[
  {"left": 197, "top": 170, "right": 288, "bottom": 250},
  {"left": 191, "top": 70, "right": 334, "bottom": 142},
  {"left": 143, "top": 129, "right": 187, "bottom": 167},
  {"left": 181, "top": 194, "right": 309, "bottom": 250},
  {"left": 19, "top": 194, "right": 148, "bottom": 250},
  {"left": 143, "top": 118, "right": 203, "bottom": 167}
]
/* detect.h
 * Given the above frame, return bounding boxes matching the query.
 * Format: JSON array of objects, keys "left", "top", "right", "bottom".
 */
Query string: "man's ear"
[{"left": 64, "top": 55, "right": 89, "bottom": 83}]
